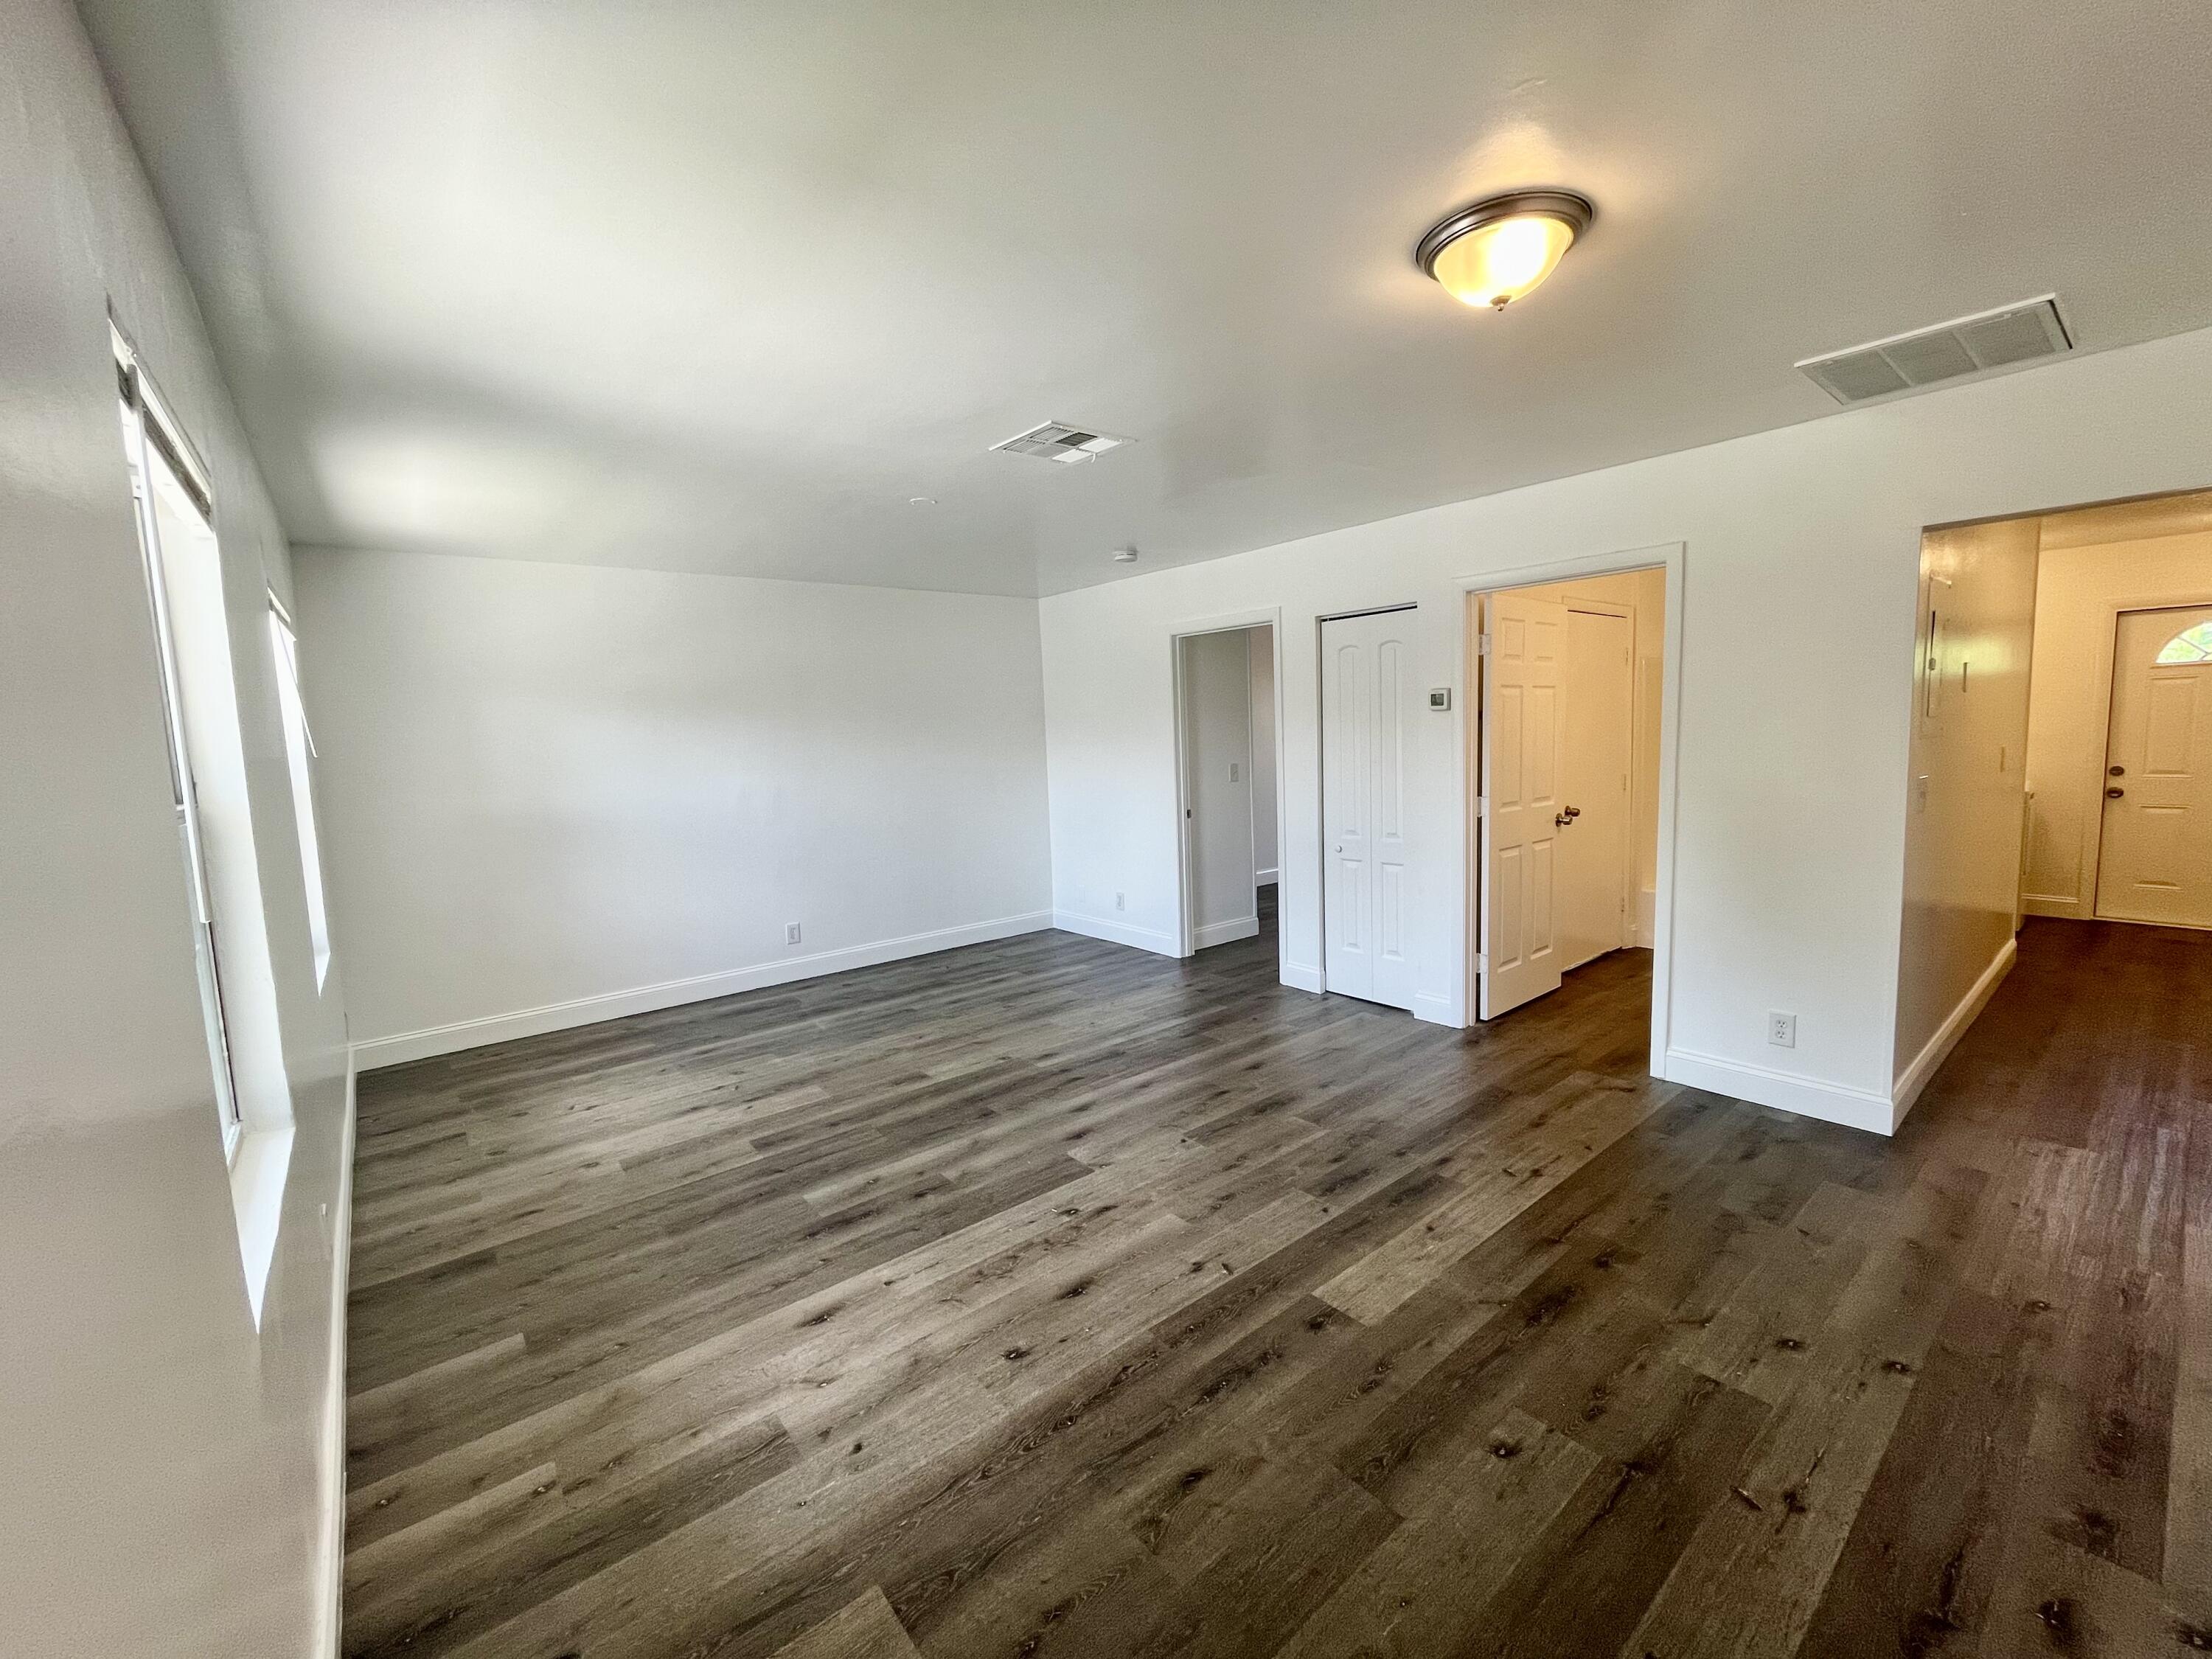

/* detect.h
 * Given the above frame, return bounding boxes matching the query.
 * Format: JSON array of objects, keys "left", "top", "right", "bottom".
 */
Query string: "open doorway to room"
[
  {"left": 1172, "top": 618, "right": 1284, "bottom": 973},
  {"left": 1468, "top": 564, "right": 1670, "bottom": 1029},
  {"left": 1893, "top": 484, "right": 2212, "bottom": 1113}
]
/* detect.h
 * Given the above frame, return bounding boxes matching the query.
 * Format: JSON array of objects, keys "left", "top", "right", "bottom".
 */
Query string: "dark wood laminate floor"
[{"left": 344, "top": 903, "right": 2212, "bottom": 1659}]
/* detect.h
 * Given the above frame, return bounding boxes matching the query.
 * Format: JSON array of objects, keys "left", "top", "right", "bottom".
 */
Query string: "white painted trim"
[
  {"left": 1458, "top": 541, "right": 1688, "bottom": 1071},
  {"left": 1891, "top": 935, "right": 2016, "bottom": 1123},
  {"left": 1280, "top": 960, "right": 1324, "bottom": 994},
  {"left": 314, "top": 1050, "right": 356, "bottom": 1658},
  {"left": 1194, "top": 915, "right": 1259, "bottom": 948},
  {"left": 352, "top": 911, "right": 1055, "bottom": 1068},
  {"left": 1661, "top": 1046, "right": 1896, "bottom": 1136},
  {"left": 2022, "top": 894, "right": 2087, "bottom": 919},
  {"left": 1053, "top": 909, "right": 1179, "bottom": 955},
  {"left": 1256, "top": 868, "right": 1279, "bottom": 886},
  {"left": 1635, "top": 883, "right": 1658, "bottom": 950},
  {"left": 1413, "top": 990, "right": 1458, "bottom": 1028}
]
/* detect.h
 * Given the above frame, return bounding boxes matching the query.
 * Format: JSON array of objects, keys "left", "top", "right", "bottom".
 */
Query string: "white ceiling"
[{"left": 80, "top": 0, "right": 2212, "bottom": 597}]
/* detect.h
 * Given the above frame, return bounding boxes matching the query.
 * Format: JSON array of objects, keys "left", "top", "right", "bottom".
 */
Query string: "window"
[
  {"left": 117, "top": 330, "right": 243, "bottom": 1157},
  {"left": 268, "top": 600, "right": 334, "bottom": 988},
  {"left": 2154, "top": 621, "right": 2212, "bottom": 665}
]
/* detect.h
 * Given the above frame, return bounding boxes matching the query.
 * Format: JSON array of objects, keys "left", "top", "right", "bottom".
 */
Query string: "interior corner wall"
[
  {"left": 1040, "top": 322, "right": 2212, "bottom": 1135},
  {"left": 295, "top": 548, "right": 1054, "bottom": 1061},
  {"left": 1891, "top": 515, "right": 2039, "bottom": 1117},
  {"left": 2025, "top": 528, "right": 2212, "bottom": 917},
  {"left": 0, "top": 0, "right": 353, "bottom": 1652}
]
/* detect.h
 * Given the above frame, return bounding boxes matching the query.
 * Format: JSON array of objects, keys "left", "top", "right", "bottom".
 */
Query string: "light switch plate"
[{"left": 1429, "top": 687, "right": 1451, "bottom": 710}]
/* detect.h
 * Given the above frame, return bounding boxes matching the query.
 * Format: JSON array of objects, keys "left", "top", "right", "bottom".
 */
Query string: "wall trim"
[
  {"left": 1280, "top": 960, "right": 1324, "bottom": 994},
  {"left": 1053, "top": 909, "right": 1178, "bottom": 956},
  {"left": 1257, "top": 868, "right": 1280, "bottom": 886},
  {"left": 315, "top": 1050, "right": 357, "bottom": 1658},
  {"left": 1892, "top": 935, "right": 2017, "bottom": 1124},
  {"left": 1194, "top": 915, "right": 1259, "bottom": 948},
  {"left": 1413, "top": 990, "right": 1461, "bottom": 1029},
  {"left": 1660, "top": 1046, "right": 1897, "bottom": 1136},
  {"left": 353, "top": 911, "right": 1054, "bottom": 1068}
]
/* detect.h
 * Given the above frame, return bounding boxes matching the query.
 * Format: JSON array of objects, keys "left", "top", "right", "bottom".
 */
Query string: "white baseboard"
[
  {"left": 2022, "top": 894, "right": 2085, "bottom": 919},
  {"left": 1892, "top": 936, "right": 2017, "bottom": 1124},
  {"left": 1256, "top": 869, "right": 1279, "bottom": 886},
  {"left": 315, "top": 1051, "right": 357, "bottom": 1658},
  {"left": 1413, "top": 990, "right": 1464, "bottom": 1029},
  {"left": 1635, "top": 884, "right": 1658, "bottom": 950},
  {"left": 1660, "top": 1046, "right": 1896, "bottom": 1136},
  {"left": 1280, "top": 960, "right": 1324, "bottom": 994},
  {"left": 1194, "top": 915, "right": 1259, "bottom": 948},
  {"left": 352, "top": 911, "right": 1054, "bottom": 1068},
  {"left": 1052, "top": 909, "right": 1178, "bottom": 956}
]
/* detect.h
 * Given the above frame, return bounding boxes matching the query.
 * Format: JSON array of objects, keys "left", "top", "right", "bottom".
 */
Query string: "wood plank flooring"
[{"left": 344, "top": 902, "right": 2212, "bottom": 1658}]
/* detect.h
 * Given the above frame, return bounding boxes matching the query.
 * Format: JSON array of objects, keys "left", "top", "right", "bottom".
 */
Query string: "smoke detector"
[
  {"left": 1797, "top": 296, "right": 2072, "bottom": 405},
  {"left": 1111, "top": 546, "right": 1138, "bottom": 563},
  {"left": 990, "top": 421, "right": 1134, "bottom": 464}
]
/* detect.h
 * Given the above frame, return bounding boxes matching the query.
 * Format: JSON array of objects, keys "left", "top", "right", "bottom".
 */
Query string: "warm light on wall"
[{"left": 1416, "top": 189, "right": 1593, "bottom": 310}]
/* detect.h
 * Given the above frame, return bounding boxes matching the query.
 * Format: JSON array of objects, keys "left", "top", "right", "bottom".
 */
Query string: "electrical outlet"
[
  {"left": 785, "top": 922, "right": 801, "bottom": 945},
  {"left": 1114, "top": 892, "right": 1125, "bottom": 911},
  {"left": 1767, "top": 1011, "right": 1797, "bottom": 1048},
  {"left": 1230, "top": 762, "right": 1240, "bottom": 782}
]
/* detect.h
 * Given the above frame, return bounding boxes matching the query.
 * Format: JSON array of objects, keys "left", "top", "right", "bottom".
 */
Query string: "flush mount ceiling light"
[{"left": 1416, "top": 189, "right": 1593, "bottom": 311}]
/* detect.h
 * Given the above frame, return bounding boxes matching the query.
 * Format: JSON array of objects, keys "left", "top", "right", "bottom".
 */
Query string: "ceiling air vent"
[
  {"left": 990, "top": 421, "right": 1134, "bottom": 464},
  {"left": 1796, "top": 296, "right": 2072, "bottom": 405}
]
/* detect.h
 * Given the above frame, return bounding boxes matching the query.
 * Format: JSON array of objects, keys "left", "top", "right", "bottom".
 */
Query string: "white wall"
[
  {"left": 0, "top": 0, "right": 352, "bottom": 1651},
  {"left": 1249, "top": 627, "right": 1279, "bottom": 882},
  {"left": 1893, "top": 516, "right": 2039, "bottom": 1107},
  {"left": 1040, "top": 323, "right": 2212, "bottom": 1135},
  {"left": 2025, "top": 528, "right": 2212, "bottom": 917},
  {"left": 295, "top": 548, "right": 1054, "bottom": 1060},
  {"left": 1180, "top": 628, "right": 1259, "bottom": 947}
]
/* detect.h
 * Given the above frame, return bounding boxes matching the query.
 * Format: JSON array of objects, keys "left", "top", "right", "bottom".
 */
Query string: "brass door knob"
[{"left": 2107, "top": 786, "right": 2126, "bottom": 799}]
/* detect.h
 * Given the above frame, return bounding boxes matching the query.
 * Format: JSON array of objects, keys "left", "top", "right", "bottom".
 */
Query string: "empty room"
[{"left": 9, "top": 2, "right": 2212, "bottom": 1656}]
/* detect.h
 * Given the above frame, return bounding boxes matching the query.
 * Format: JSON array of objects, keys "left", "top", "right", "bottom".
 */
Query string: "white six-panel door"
[
  {"left": 1481, "top": 591, "right": 1568, "bottom": 1018},
  {"left": 1321, "top": 608, "right": 1418, "bottom": 1010},
  {"left": 2096, "top": 605, "right": 2212, "bottom": 928}
]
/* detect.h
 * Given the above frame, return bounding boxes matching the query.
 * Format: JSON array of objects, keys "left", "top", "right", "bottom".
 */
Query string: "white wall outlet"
[
  {"left": 1230, "top": 762, "right": 1239, "bottom": 782},
  {"left": 785, "top": 922, "right": 801, "bottom": 945},
  {"left": 1767, "top": 1011, "right": 1797, "bottom": 1048},
  {"left": 1114, "top": 891, "right": 1125, "bottom": 911}
]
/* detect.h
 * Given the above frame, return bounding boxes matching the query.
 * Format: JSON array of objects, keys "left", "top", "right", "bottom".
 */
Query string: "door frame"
[
  {"left": 2087, "top": 597, "right": 2212, "bottom": 920},
  {"left": 1456, "top": 543, "right": 1687, "bottom": 1074},
  {"left": 1168, "top": 608, "right": 1286, "bottom": 962}
]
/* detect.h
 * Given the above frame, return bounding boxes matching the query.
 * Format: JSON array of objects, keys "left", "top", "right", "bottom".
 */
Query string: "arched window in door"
[{"left": 2154, "top": 620, "right": 2212, "bottom": 665}]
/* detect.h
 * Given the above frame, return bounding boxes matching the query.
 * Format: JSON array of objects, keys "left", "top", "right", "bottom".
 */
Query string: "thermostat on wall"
[{"left": 1428, "top": 688, "right": 1451, "bottom": 710}]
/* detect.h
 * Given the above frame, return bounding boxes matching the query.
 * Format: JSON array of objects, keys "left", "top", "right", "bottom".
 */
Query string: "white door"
[
  {"left": 1321, "top": 608, "right": 1418, "bottom": 1009},
  {"left": 1480, "top": 590, "right": 1567, "bottom": 1018},
  {"left": 2096, "top": 605, "right": 2212, "bottom": 928},
  {"left": 1559, "top": 608, "right": 1633, "bottom": 970}
]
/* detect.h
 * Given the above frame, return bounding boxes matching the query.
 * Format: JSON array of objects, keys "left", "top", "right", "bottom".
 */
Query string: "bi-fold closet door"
[{"left": 1321, "top": 608, "right": 1418, "bottom": 1010}]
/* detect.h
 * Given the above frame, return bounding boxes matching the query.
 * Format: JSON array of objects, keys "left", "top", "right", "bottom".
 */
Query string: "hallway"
[{"left": 341, "top": 915, "right": 2212, "bottom": 1658}]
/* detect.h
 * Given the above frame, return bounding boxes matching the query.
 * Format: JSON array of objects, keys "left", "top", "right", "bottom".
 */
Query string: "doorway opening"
[
  {"left": 1172, "top": 618, "right": 1284, "bottom": 975},
  {"left": 1468, "top": 566, "right": 1669, "bottom": 1029},
  {"left": 1893, "top": 484, "right": 2212, "bottom": 1113}
]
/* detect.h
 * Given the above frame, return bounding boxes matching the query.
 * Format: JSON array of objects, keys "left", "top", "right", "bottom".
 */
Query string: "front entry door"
[
  {"left": 1480, "top": 589, "right": 1568, "bottom": 1018},
  {"left": 2096, "top": 605, "right": 2212, "bottom": 928},
  {"left": 1321, "top": 608, "right": 1418, "bottom": 1009}
]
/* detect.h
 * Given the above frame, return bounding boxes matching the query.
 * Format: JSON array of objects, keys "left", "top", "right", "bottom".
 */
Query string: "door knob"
[
  {"left": 2109, "top": 765, "right": 2126, "bottom": 776},
  {"left": 2107, "top": 786, "right": 2125, "bottom": 799}
]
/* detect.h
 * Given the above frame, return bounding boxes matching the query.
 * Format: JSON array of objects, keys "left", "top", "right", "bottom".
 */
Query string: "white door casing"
[
  {"left": 1481, "top": 590, "right": 1568, "bottom": 1018},
  {"left": 1559, "top": 607, "right": 1634, "bottom": 971},
  {"left": 1321, "top": 608, "right": 1418, "bottom": 1010},
  {"left": 2096, "top": 605, "right": 2212, "bottom": 928}
]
